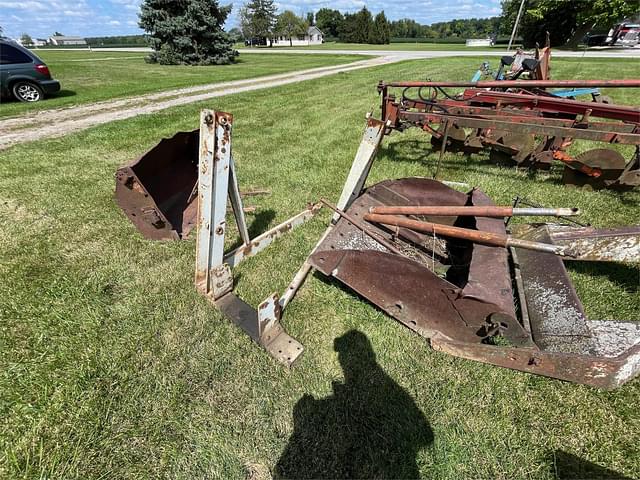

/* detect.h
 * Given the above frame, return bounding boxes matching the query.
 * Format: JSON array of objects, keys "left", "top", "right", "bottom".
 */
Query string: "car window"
[{"left": 0, "top": 44, "right": 33, "bottom": 65}]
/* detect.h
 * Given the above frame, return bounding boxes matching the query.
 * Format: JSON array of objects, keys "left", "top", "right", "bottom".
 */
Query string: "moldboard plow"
[
  {"left": 286, "top": 117, "right": 640, "bottom": 389},
  {"left": 378, "top": 79, "right": 640, "bottom": 189},
  {"left": 115, "top": 110, "right": 640, "bottom": 389}
]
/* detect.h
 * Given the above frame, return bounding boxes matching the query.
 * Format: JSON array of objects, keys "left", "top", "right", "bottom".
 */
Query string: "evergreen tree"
[
  {"left": 306, "top": 12, "right": 314, "bottom": 26},
  {"left": 354, "top": 7, "right": 373, "bottom": 43},
  {"left": 139, "top": 0, "right": 237, "bottom": 65},
  {"left": 243, "top": 0, "right": 277, "bottom": 46},
  {"left": 337, "top": 12, "right": 359, "bottom": 43},
  {"left": 370, "top": 11, "right": 391, "bottom": 44}
]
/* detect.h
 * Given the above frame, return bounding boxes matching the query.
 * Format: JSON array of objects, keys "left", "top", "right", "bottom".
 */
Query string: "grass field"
[
  {"left": 0, "top": 56, "right": 638, "bottom": 479},
  {"left": 241, "top": 41, "right": 515, "bottom": 51},
  {"left": 0, "top": 50, "right": 367, "bottom": 118}
]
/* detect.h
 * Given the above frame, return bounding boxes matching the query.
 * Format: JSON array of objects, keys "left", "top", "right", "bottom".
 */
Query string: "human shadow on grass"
[
  {"left": 274, "top": 330, "right": 433, "bottom": 479},
  {"left": 549, "top": 450, "right": 632, "bottom": 479}
]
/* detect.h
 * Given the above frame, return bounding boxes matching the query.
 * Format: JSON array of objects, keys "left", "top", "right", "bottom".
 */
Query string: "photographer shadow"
[{"left": 275, "top": 330, "right": 433, "bottom": 479}]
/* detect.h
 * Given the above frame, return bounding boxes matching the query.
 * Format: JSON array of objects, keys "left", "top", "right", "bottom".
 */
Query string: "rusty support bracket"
[{"left": 195, "top": 109, "right": 319, "bottom": 366}]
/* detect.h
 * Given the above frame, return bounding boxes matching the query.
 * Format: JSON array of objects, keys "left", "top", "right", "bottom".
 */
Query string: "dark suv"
[{"left": 0, "top": 39, "right": 60, "bottom": 102}]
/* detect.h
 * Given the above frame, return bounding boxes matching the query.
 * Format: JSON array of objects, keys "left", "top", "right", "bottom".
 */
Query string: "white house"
[
  {"left": 465, "top": 38, "right": 494, "bottom": 47},
  {"left": 17, "top": 37, "right": 47, "bottom": 47},
  {"left": 273, "top": 26, "right": 323, "bottom": 47},
  {"left": 48, "top": 35, "right": 87, "bottom": 46}
]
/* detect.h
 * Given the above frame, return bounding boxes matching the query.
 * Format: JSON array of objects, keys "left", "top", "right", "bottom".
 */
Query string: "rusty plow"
[
  {"left": 115, "top": 110, "right": 321, "bottom": 366},
  {"left": 280, "top": 118, "right": 640, "bottom": 389}
]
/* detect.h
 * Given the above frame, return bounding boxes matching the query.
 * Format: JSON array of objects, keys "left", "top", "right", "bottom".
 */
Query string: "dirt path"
[{"left": 0, "top": 56, "right": 399, "bottom": 151}]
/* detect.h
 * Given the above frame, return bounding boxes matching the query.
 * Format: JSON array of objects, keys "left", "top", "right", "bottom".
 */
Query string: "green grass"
[
  {"left": 0, "top": 50, "right": 368, "bottom": 118},
  {"left": 242, "top": 41, "right": 508, "bottom": 51},
  {"left": 0, "top": 56, "right": 638, "bottom": 479}
]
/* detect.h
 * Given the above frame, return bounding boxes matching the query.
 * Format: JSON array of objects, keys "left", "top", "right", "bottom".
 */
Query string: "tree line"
[
  {"left": 316, "top": 9, "right": 500, "bottom": 42},
  {"left": 238, "top": 2, "right": 391, "bottom": 45},
  {"left": 134, "top": 0, "right": 637, "bottom": 66}
]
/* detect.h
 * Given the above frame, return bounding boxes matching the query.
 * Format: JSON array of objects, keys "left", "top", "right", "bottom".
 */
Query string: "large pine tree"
[
  {"left": 370, "top": 11, "right": 391, "bottom": 44},
  {"left": 139, "top": 0, "right": 237, "bottom": 65},
  {"left": 243, "top": 0, "right": 277, "bottom": 46}
]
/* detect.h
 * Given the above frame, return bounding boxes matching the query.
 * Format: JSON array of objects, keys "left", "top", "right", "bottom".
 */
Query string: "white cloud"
[
  {"left": 0, "top": 1, "right": 47, "bottom": 10},
  {"left": 0, "top": 0, "right": 503, "bottom": 39}
]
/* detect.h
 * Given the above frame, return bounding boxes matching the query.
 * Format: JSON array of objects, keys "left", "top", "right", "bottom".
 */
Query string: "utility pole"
[{"left": 508, "top": 0, "right": 526, "bottom": 51}]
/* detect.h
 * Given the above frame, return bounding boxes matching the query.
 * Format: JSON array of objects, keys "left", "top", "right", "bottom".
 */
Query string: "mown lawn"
[
  {"left": 0, "top": 50, "right": 367, "bottom": 118},
  {"left": 0, "top": 57, "right": 638, "bottom": 479},
  {"left": 242, "top": 41, "right": 513, "bottom": 51}
]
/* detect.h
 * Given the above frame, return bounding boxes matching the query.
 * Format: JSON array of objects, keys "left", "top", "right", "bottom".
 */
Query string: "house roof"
[{"left": 308, "top": 26, "right": 323, "bottom": 36}]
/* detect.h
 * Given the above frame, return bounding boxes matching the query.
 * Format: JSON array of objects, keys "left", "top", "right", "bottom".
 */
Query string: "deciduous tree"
[
  {"left": 500, "top": 0, "right": 639, "bottom": 47},
  {"left": 20, "top": 33, "right": 33, "bottom": 46},
  {"left": 276, "top": 11, "right": 308, "bottom": 46},
  {"left": 315, "top": 8, "right": 343, "bottom": 37}
]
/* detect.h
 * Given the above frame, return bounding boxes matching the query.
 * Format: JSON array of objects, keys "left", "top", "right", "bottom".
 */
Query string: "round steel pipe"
[
  {"left": 368, "top": 206, "right": 580, "bottom": 217},
  {"left": 383, "top": 80, "right": 640, "bottom": 89},
  {"left": 364, "top": 213, "right": 572, "bottom": 256}
]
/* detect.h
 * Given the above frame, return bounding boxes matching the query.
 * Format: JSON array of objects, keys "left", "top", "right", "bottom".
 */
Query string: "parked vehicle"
[
  {"left": 0, "top": 38, "right": 60, "bottom": 102},
  {"left": 584, "top": 21, "right": 640, "bottom": 47}
]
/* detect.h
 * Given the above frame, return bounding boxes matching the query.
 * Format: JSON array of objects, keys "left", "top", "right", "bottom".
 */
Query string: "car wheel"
[{"left": 12, "top": 81, "right": 44, "bottom": 102}]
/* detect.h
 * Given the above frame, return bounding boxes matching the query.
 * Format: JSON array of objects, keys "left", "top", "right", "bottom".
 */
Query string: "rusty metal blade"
[{"left": 115, "top": 130, "right": 199, "bottom": 240}]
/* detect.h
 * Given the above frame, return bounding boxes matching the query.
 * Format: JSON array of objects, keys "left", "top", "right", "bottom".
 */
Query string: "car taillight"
[{"left": 35, "top": 64, "right": 50, "bottom": 77}]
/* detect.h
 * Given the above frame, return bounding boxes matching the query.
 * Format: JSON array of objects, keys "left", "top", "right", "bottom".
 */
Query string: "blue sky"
[{"left": 0, "top": 0, "right": 502, "bottom": 40}]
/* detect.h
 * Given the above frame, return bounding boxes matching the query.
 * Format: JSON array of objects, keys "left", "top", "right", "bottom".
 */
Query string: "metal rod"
[
  {"left": 513, "top": 196, "right": 589, "bottom": 227},
  {"left": 368, "top": 206, "right": 580, "bottom": 217},
  {"left": 320, "top": 199, "right": 403, "bottom": 255},
  {"left": 434, "top": 119, "right": 449, "bottom": 180},
  {"left": 383, "top": 80, "right": 640, "bottom": 89},
  {"left": 364, "top": 213, "right": 573, "bottom": 257}
]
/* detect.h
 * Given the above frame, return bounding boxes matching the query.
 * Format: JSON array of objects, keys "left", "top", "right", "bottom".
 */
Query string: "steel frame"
[
  {"left": 377, "top": 81, "right": 640, "bottom": 187},
  {"left": 195, "top": 110, "right": 320, "bottom": 366}
]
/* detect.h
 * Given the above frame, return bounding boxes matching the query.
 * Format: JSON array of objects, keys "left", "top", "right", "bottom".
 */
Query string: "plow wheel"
[
  {"left": 430, "top": 124, "right": 467, "bottom": 152},
  {"left": 489, "top": 132, "right": 535, "bottom": 166},
  {"left": 562, "top": 149, "right": 626, "bottom": 190}
]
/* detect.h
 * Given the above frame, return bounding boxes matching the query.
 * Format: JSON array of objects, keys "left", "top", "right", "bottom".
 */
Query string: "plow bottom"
[
  {"left": 115, "top": 130, "right": 199, "bottom": 240},
  {"left": 309, "top": 178, "right": 640, "bottom": 389}
]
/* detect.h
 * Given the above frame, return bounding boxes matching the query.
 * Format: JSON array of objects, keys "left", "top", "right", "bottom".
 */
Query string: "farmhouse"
[
  {"left": 273, "top": 26, "right": 323, "bottom": 46},
  {"left": 465, "top": 38, "right": 494, "bottom": 47},
  {"left": 48, "top": 35, "right": 87, "bottom": 46}
]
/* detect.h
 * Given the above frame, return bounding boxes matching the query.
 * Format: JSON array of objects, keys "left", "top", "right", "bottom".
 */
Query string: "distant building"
[
  {"left": 17, "top": 37, "right": 47, "bottom": 47},
  {"left": 48, "top": 35, "right": 87, "bottom": 46},
  {"left": 465, "top": 38, "right": 494, "bottom": 47},
  {"left": 273, "top": 26, "right": 323, "bottom": 46}
]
